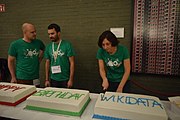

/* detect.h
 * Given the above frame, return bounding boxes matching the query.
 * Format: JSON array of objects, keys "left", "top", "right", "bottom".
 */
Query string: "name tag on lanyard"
[{"left": 51, "top": 65, "right": 61, "bottom": 74}]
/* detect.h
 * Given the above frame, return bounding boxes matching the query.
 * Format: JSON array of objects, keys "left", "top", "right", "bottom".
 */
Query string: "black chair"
[{"left": 0, "top": 58, "right": 10, "bottom": 82}]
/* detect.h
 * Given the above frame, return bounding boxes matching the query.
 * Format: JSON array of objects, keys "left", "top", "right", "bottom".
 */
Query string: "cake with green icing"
[{"left": 25, "top": 87, "right": 90, "bottom": 116}]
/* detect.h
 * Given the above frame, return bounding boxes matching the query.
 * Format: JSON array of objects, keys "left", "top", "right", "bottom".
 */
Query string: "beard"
[
  {"left": 50, "top": 35, "right": 59, "bottom": 42},
  {"left": 50, "top": 37, "right": 58, "bottom": 42}
]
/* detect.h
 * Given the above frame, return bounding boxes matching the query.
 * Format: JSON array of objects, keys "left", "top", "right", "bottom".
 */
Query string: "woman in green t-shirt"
[{"left": 96, "top": 30, "right": 131, "bottom": 92}]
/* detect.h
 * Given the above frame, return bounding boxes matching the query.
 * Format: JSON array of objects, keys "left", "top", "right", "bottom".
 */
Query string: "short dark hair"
[
  {"left": 98, "top": 30, "right": 119, "bottom": 48},
  {"left": 48, "top": 23, "right": 61, "bottom": 32}
]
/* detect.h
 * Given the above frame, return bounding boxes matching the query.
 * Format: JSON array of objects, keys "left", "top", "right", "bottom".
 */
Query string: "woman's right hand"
[{"left": 102, "top": 79, "right": 109, "bottom": 90}]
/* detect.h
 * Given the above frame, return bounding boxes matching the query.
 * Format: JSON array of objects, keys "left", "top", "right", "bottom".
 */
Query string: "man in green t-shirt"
[
  {"left": 8, "top": 23, "right": 45, "bottom": 87},
  {"left": 44, "top": 23, "right": 75, "bottom": 88},
  {"left": 96, "top": 30, "right": 131, "bottom": 93}
]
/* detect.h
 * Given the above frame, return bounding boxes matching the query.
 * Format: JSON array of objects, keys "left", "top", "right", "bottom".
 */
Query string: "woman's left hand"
[{"left": 116, "top": 87, "right": 123, "bottom": 93}]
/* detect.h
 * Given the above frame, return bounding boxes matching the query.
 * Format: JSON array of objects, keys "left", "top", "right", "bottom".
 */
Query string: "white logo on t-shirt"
[
  {"left": 107, "top": 58, "right": 122, "bottom": 67},
  {"left": 51, "top": 49, "right": 65, "bottom": 57},
  {"left": 24, "top": 49, "right": 39, "bottom": 58}
]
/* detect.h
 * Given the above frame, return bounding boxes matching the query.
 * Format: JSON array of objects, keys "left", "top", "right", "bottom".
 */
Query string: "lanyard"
[{"left": 52, "top": 40, "right": 62, "bottom": 62}]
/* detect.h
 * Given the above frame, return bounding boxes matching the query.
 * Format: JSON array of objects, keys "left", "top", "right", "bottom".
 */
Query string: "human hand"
[
  {"left": 45, "top": 80, "right": 50, "bottom": 87},
  {"left": 116, "top": 85, "right": 123, "bottom": 93},
  {"left": 116, "top": 87, "right": 123, "bottom": 93},
  {"left": 11, "top": 78, "right": 17, "bottom": 83},
  {"left": 67, "top": 79, "right": 73, "bottom": 88},
  {"left": 102, "top": 80, "right": 109, "bottom": 91}
]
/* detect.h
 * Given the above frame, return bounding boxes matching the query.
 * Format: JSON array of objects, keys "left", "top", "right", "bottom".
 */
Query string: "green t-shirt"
[
  {"left": 8, "top": 38, "right": 45, "bottom": 80},
  {"left": 96, "top": 44, "right": 130, "bottom": 82},
  {"left": 44, "top": 40, "right": 75, "bottom": 81}
]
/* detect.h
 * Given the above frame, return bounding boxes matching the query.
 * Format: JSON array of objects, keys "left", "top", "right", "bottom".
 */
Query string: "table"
[{"left": 0, "top": 93, "right": 179, "bottom": 120}]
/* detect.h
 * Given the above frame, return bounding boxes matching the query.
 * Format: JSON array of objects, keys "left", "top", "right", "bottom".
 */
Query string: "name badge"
[{"left": 51, "top": 65, "right": 61, "bottom": 74}]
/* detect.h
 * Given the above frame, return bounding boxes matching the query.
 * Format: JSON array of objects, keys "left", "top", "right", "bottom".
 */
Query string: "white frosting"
[
  {"left": 94, "top": 92, "right": 168, "bottom": 120},
  {"left": 26, "top": 87, "right": 90, "bottom": 112},
  {"left": 0, "top": 82, "right": 36, "bottom": 103}
]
